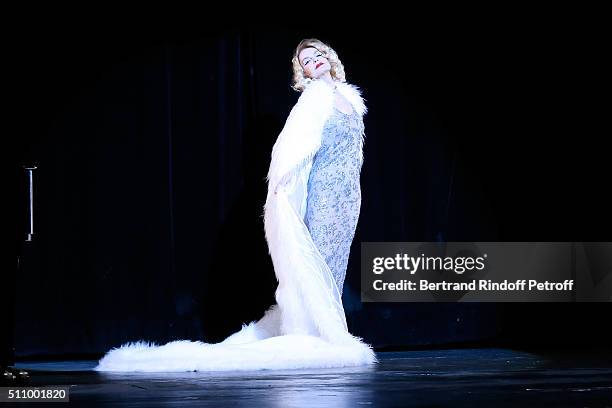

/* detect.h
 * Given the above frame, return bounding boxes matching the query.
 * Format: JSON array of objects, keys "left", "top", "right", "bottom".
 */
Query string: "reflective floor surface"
[{"left": 9, "top": 347, "right": 612, "bottom": 407}]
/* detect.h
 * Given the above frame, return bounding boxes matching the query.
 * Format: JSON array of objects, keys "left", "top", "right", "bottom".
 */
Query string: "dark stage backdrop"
[{"left": 9, "top": 21, "right": 610, "bottom": 358}]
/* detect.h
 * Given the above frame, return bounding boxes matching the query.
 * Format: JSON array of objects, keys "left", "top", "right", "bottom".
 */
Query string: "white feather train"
[{"left": 94, "top": 79, "right": 377, "bottom": 372}]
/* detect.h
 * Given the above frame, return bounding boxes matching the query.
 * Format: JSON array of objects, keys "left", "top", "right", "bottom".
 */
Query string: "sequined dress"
[{"left": 304, "top": 106, "right": 365, "bottom": 296}]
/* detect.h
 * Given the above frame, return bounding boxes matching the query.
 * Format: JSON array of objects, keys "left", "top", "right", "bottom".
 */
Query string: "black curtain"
[{"left": 8, "top": 21, "right": 610, "bottom": 358}]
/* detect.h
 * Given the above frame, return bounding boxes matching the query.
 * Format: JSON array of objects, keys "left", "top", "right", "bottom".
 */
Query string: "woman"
[
  {"left": 94, "top": 38, "right": 377, "bottom": 372},
  {"left": 294, "top": 39, "right": 365, "bottom": 298}
]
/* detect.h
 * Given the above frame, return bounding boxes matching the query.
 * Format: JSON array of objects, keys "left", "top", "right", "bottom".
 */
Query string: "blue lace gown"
[{"left": 304, "top": 105, "right": 365, "bottom": 296}]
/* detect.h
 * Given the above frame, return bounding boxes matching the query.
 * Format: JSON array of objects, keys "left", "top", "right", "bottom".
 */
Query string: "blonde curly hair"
[{"left": 291, "top": 38, "right": 346, "bottom": 92}]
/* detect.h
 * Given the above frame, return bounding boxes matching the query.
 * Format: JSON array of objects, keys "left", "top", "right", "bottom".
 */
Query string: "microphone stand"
[{"left": 1, "top": 165, "right": 35, "bottom": 385}]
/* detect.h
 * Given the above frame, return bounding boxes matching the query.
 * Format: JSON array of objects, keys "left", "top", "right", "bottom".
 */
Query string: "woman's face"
[{"left": 298, "top": 47, "right": 331, "bottom": 79}]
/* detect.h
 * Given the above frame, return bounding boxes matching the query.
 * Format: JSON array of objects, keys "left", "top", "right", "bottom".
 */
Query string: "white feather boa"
[{"left": 94, "top": 79, "right": 377, "bottom": 372}]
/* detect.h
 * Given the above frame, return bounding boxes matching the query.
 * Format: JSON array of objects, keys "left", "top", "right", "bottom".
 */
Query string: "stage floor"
[{"left": 12, "top": 347, "right": 612, "bottom": 407}]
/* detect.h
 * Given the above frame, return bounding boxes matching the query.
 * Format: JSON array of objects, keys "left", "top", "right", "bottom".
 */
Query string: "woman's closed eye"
[{"left": 303, "top": 53, "right": 323, "bottom": 66}]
